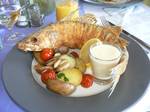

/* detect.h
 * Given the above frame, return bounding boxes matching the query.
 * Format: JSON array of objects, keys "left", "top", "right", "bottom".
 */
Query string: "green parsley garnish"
[
  {"left": 57, "top": 72, "right": 69, "bottom": 82},
  {"left": 64, "top": 77, "right": 69, "bottom": 82},
  {"left": 57, "top": 73, "right": 64, "bottom": 79}
]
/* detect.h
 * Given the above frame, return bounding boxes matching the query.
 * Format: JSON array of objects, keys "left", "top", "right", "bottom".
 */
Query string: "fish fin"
[{"left": 109, "top": 26, "right": 122, "bottom": 36}]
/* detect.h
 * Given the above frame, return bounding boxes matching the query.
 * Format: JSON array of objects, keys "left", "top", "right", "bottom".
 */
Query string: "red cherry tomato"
[
  {"left": 81, "top": 74, "right": 94, "bottom": 88},
  {"left": 70, "top": 51, "right": 79, "bottom": 58},
  {"left": 41, "top": 69, "right": 56, "bottom": 84},
  {"left": 40, "top": 48, "right": 54, "bottom": 61}
]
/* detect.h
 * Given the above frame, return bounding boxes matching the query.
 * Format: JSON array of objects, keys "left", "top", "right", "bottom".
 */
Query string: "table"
[{"left": 0, "top": 1, "right": 150, "bottom": 112}]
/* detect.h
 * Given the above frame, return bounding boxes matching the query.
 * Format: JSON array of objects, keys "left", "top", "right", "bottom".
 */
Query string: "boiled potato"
[
  {"left": 75, "top": 58, "right": 86, "bottom": 73},
  {"left": 46, "top": 79, "right": 76, "bottom": 96},
  {"left": 60, "top": 68, "right": 82, "bottom": 86}
]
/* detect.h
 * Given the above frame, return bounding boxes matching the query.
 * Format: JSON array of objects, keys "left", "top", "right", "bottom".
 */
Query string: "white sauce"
[
  {"left": 89, "top": 44, "right": 121, "bottom": 80},
  {"left": 90, "top": 44, "right": 121, "bottom": 61}
]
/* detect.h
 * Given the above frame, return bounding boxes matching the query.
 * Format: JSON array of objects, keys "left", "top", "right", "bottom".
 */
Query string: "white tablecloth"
[{"left": 83, "top": 2, "right": 150, "bottom": 112}]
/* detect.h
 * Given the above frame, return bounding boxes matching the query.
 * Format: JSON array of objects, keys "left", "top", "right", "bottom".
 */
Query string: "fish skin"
[{"left": 17, "top": 21, "right": 127, "bottom": 52}]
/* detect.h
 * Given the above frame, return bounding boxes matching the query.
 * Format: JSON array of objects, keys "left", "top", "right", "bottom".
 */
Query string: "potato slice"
[
  {"left": 46, "top": 79, "right": 76, "bottom": 96},
  {"left": 60, "top": 68, "right": 82, "bottom": 86}
]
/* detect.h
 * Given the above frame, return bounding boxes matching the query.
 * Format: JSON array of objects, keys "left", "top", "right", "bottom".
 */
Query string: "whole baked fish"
[{"left": 17, "top": 21, "right": 127, "bottom": 51}]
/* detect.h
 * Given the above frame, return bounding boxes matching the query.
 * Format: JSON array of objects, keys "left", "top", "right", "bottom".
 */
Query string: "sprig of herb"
[
  {"left": 64, "top": 77, "right": 69, "bottom": 82},
  {"left": 57, "top": 73, "right": 69, "bottom": 82},
  {"left": 57, "top": 73, "right": 64, "bottom": 79}
]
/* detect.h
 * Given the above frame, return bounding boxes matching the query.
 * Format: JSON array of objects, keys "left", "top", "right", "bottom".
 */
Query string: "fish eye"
[{"left": 32, "top": 37, "right": 38, "bottom": 43}]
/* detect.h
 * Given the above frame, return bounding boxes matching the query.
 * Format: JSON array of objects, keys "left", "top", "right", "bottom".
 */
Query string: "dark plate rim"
[{"left": 2, "top": 36, "right": 150, "bottom": 112}]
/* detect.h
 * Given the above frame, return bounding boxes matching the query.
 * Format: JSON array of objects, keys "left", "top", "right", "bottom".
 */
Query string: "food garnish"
[
  {"left": 40, "top": 48, "right": 54, "bottom": 61},
  {"left": 57, "top": 72, "right": 69, "bottom": 82},
  {"left": 79, "top": 38, "right": 101, "bottom": 64},
  {"left": 81, "top": 74, "right": 94, "bottom": 88},
  {"left": 41, "top": 69, "right": 56, "bottom": 84}
]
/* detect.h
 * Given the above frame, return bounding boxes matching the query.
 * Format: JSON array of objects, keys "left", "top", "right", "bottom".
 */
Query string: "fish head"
[{"left": 17, "top": 30, "right": 51, "bottom": 51}]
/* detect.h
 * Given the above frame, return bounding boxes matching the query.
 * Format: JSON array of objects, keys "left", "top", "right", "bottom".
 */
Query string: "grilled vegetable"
[
  {"left": 40, "top": 48, "right": 54, "bottom": 61},
  {"left": 33, "top": 50, "right": 57, "bottom": 65},
  {"left": 81, "top": 74, "right": 94, "bottom": 88},
  {"left": 46, "top": 79, "right": 76, "bottom": 96},
  {"left": 41, "top": 69, "right": 56, "bottom": 84}
]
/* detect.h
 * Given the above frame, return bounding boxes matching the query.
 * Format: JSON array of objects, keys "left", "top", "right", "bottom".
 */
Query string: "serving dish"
[{"left": 2, "top": 32, "right": 150, "bottom": 112}]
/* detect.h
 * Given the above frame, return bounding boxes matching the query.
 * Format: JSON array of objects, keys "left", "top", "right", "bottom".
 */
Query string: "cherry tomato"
[
  {"left": 70, "top": 51, "right": 79, "bottom": 58},
  {"left": 40, "top": 48, "right": 54, "bottom": 61},
  {"left": 41, "top": 69, "right": 56, "bottom": 84},
  {"left": 81, "top": 74, "right": 94, "bottom": 88}
]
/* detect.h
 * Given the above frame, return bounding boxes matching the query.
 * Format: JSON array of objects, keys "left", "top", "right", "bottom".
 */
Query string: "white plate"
[{"left": 31, "top": 58, "right": 112, "bottom": 97}]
